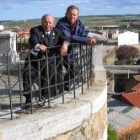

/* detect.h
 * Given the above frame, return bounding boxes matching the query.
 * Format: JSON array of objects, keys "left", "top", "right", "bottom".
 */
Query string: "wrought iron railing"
[{"left": 0, "top": 43, "right": 93, "bottom": 120}]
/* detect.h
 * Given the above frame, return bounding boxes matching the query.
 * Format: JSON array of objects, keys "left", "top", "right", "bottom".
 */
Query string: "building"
[
  {"left": 0, "top": 25, "right": 4, "bottom": 31},
  {"left": 13, "top": 28, "right": 30, "bottom": 41},
  {"left": 118, "top": 31, "right": 139, "bottom": 46},
  {"left": 95, "top": 25, "right": 119, "bottom": 30}
]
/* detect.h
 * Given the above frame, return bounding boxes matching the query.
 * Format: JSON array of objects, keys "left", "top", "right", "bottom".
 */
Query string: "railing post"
[
  {"left": 45, "top": 50, "right": 50, "bottom": 107},
  {"left": 92, "top": 45, "right": 106, "bottom": 82},
  {"left": 90, "top": 47, "right": 93, "bottom": 86},
  {"left": 80, "top": 44, "right": 84, "bottom": 94},
  {"left": 28, "top": 52, "right": 33, "bottom": 113},
  {"left": 7, "top": 53, "right": 13, "bottom": 120},
  {"left": 18, "top": 61, "right": 23, "bottom": 107}
]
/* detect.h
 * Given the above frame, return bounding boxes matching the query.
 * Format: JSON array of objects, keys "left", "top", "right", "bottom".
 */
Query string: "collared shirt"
[
  {"left": 46, "top": 31, "right": 50, "bottom": 39},
  {"left": 46, "top": 31, "right": 51, "bottom": 35}
]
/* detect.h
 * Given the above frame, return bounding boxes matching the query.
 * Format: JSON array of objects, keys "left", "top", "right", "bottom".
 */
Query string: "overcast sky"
[{"left": 0, "top": 0, "right": 140, "bottom": 20}]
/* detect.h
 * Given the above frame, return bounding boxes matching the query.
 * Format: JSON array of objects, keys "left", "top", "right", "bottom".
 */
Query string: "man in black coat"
[{"left": 23, "top": 14, "right": 68, "bottom": 104}]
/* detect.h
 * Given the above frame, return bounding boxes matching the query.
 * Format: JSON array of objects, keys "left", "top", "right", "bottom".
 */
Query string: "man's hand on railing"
[
  {"left": 60, "top": 42, "right": 68, "bottom": 56},
  {"left": 87, "top": 37, "right": 97, "bottom": 46},
  {"left": 37, "top": 44, "right": 47, "bottom": 52}
]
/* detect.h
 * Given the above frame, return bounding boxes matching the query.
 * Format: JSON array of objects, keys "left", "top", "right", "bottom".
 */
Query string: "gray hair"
[{"left": 41, "top": 14, "right": 55, "bottom": 23}]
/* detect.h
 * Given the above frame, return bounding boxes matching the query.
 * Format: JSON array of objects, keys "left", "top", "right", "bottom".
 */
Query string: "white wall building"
[
  {"left": 0, "top": 25, "right": 4, "bottom": 31},
  {"left": 118, "top": 31, "right": 139, "bottom": 46},
  {"left": 0, "top": 30, "right": 18, "bottom": 64}
]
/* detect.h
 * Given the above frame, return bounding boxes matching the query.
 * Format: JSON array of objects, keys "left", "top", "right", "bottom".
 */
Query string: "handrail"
[{"left": 0, "top": 43, "right": 93, "bottom": 120}]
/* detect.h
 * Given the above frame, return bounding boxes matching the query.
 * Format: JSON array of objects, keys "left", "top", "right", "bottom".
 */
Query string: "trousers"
[{"left": 22, "top": 52, "right": 63, "bottom": 103}]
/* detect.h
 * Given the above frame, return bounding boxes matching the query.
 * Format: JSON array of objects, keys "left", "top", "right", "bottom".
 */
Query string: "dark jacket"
[
  {"left": 29, "top": 25, "right": 66, "bottom": 57},
  {"left": 23, "top": 26, "right": 66, "bottom": 93},
  {"left": 56, "top": 17, "right": 89, "bottom": 45}
]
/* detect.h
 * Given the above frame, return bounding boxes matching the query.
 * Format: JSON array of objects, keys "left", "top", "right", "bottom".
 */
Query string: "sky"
[{"left": 0, "top": 0, "right": 140, "bottom": 21}]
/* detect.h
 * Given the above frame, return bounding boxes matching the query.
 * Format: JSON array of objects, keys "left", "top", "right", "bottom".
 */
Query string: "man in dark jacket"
[
  {"left": 56, "top": 5, "right": 96, "bottom": 90},
  {"left": 56, "top": 5, "right": 96, "bottom": 45},
  {"left": 23, "top": 14, "right": 68, "bottom": 104}
]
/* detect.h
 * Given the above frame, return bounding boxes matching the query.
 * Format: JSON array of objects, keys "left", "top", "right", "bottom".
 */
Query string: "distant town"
[{"left": 0, "top": 15, "right": 140, "bottom": 42}]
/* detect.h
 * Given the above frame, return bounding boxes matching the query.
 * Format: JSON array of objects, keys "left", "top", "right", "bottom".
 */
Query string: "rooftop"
[{"left": 108, "top": 98, "right": 140, "bottom": 132}]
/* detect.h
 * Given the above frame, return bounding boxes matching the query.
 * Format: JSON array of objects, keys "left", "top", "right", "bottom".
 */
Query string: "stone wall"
[{"left": 48, "top": 104, "right": 107, "bottom": 140}]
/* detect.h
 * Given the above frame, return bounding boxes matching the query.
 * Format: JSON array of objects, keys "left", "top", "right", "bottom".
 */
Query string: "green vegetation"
[
  {"left": 1, "top": 14, "right": 140, "bottom": 29},
  {"left": 3, "top": 19, "right": 41, "bottom": 29},
  {"left": 108, "top": 124, "right": 118, "bottom": 140},
  {"left": 115, "top": 45, "right": 140, "bottom": 65},
  {"left": 80, "top": 16, "right": 120, "bottom": 28}
]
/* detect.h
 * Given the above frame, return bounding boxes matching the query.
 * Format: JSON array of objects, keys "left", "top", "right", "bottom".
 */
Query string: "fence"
[{"left": 0, "top": 43, "right": 93, "bottom": 120}]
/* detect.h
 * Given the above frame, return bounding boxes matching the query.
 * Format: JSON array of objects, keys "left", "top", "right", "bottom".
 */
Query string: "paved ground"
[
  {"left": 108, "top": 98, "right": 140, "bottom": 132},
  {"left": 0, "top": 73, "right": 82, "bottom": 120}
]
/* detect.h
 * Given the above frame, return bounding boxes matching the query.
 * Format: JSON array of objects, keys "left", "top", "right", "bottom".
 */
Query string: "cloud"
[
  {"left": 1, "top": 0, "right": 140, "bottom": 11},
  {"left": 0, "top": 0, "right": 90, "bottom": 10},
  {"left": 0, "top": 0, "right": 140, "bottom": 20},
  {"left": 0, "top": 0, "right": 24, "bottom": 9}
]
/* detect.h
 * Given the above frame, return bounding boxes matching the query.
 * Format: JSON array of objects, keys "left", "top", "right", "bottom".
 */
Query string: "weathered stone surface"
[
  {"left": 0, "top": 82, "right": 107, "bottom": 140},
  {"left": 50, "top": 104, "right": 107, "bottom": 140},
  {"left": 70, "top": 132, "right": 84, "bottom": 140},
  {"left": 55, "top": 132, "right": 71, "bottom": 140}
]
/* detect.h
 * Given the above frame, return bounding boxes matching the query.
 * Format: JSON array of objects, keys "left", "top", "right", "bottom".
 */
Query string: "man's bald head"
[{"left": 41, "top": 14, "right": 55, "bottom": 31}]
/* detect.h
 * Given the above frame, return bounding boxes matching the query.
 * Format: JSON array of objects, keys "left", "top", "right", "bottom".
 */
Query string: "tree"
[{"left": 115, "top": 45, "right": 140, "bottom": 65}]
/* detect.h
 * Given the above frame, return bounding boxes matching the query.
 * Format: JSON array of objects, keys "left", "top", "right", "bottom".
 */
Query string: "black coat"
[
  {"left": 28, "top": 25, "right": 67, "bottom": 69},
  {"left": 23, "top": 26, "right": 66, "bottom": 95},
  {"left": 29, "top": 25, "right": 66, "bottom": 57}
]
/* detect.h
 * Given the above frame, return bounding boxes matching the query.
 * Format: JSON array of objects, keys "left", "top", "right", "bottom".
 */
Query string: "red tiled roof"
[
  {"left": 131, "top": 83, "right": 140, "bottom": 91},
  {"left": 122, "top": 91, "right": 140, "bottom": 108}
]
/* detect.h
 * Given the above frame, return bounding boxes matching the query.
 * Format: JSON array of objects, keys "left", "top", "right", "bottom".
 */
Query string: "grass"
[
  {"left": 108, "top": 124, "right": 119, "bottom": 140},
  {"left": 3, "top": 15, "right": 140, "bottom": 29}
]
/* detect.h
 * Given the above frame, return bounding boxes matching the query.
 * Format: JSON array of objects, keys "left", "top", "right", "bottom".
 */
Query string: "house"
[
  {"left": 118, "top": 31, "right": 139, "bottom": 46},
  {"left": 0, "top": 25, "right": 4, "bottom": 31},
  {"left": 16, "top": 28, "right": 30, "bottom": 40},
  {"left": 122, "top": 75, "right": 140, "bottom": 108}
]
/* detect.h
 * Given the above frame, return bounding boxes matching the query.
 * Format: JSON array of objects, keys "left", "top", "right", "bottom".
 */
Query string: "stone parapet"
[
  {"left": 93, "top": 45, "right": 106, "bottom": 82},
  {"left": 0, "top": 82, "right": 107, "bottom": 140}
]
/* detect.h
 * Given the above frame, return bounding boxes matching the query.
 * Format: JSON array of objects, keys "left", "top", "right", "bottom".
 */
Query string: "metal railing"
[{"left": 0, "top": 43, "right": 93, "bottom": 120}]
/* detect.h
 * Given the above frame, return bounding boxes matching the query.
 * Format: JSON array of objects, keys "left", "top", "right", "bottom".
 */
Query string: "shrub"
[{"left": 115, "top": 45, "right": 140, "bottom": 65}]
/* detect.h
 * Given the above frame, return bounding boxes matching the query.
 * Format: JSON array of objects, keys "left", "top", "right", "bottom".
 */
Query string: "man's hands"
[
  {"left": 37, "top": 44, "right": 47, "bottom": 52},
  {"left": 60, "top": 37, "right": 96, "bottom": 56},
  {"left": 60, "top": 42, "right": 68, "bottom": 56},
  {"left": 36, "top": 43, "right": 68, "bottom": 55},
  {"left": 36, "top": 38, "right": 95, "bottom": 56},
  {"left": 87, "top": 37, "right": 96, "bottom": 46}
]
